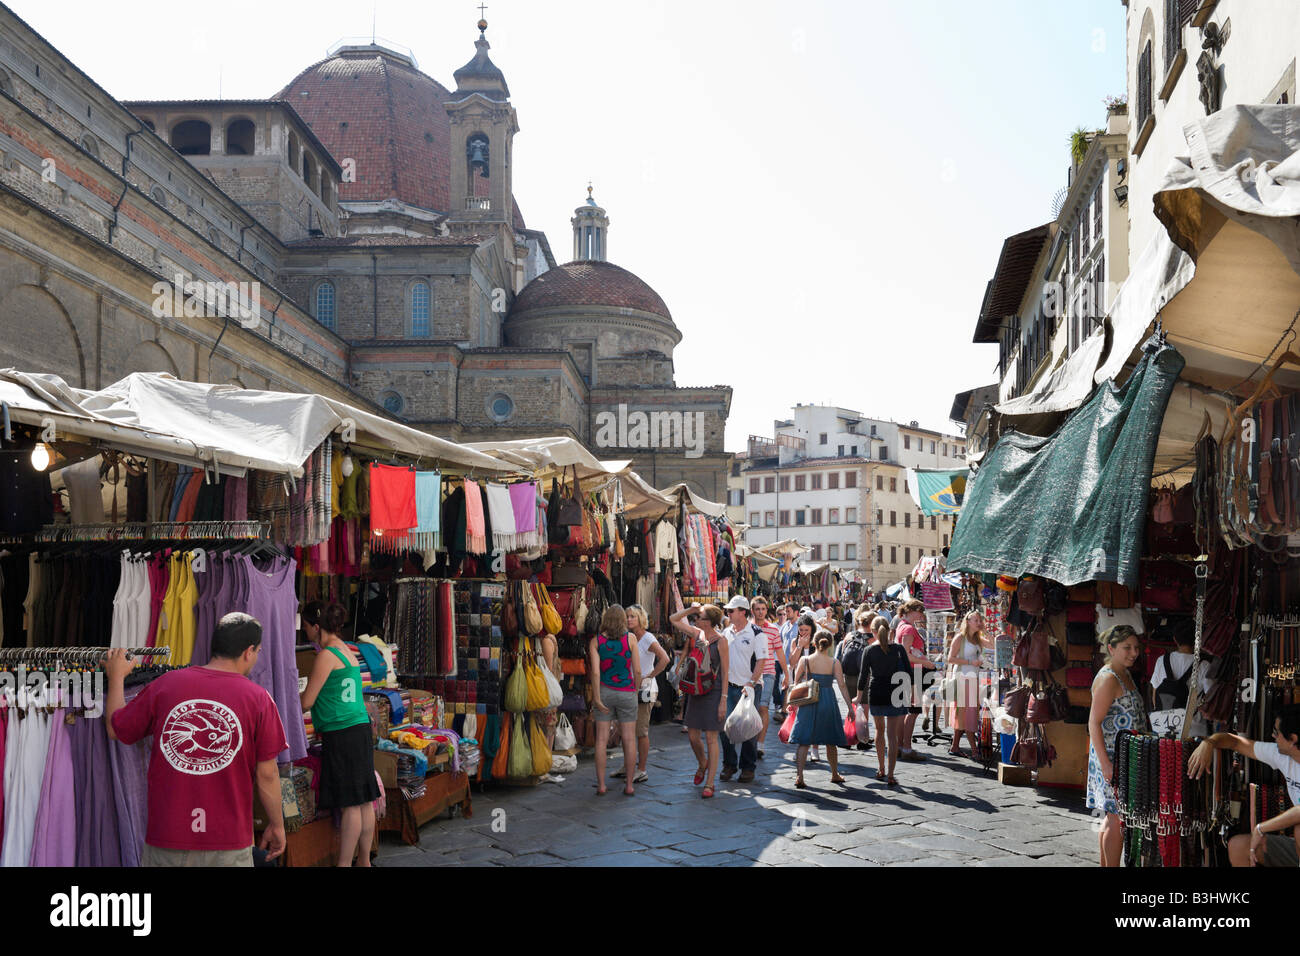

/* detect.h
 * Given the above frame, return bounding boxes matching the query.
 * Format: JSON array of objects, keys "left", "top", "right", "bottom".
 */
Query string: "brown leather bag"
[
  {"left": 1017, "top": 578, "right": 1045, "bottom": 615},
  {"left": 1096, "top": 582, "right": 1133, "bottom": 609},
  {"left": 500, "top": 588, "right": 518, "bottom": 639},
  {"left": 1012, "top": 624, "right": 1052, "bottom": 672},
  {"left": 1003, "top": 684, "right": 1030, "bottom": 720}
]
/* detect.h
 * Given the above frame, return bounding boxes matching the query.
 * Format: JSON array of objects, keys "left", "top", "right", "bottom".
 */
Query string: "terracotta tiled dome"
[
  {"left": 276, "top": 46, "right": 524, "bottom": 227},
  {"left": 510, "top": 260, "right": 672, "bottom": 321}
]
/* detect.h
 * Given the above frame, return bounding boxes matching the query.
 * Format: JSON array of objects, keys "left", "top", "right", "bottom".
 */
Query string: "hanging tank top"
[
  {"left": 596, "top": 633, "right": 635, "bottom": 691},
  {"left": 312, "top": 645, "right": 370, "bottom": 733}
]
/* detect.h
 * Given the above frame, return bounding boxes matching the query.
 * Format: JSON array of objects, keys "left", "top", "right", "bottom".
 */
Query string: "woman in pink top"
[{"left": 894, "top": 599, "right": 936, "bottom": 763}]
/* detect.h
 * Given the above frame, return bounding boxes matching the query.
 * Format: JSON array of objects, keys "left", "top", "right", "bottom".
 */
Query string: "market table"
[{"left": 378, "top": 769, "right": 473, "bottom": 845}]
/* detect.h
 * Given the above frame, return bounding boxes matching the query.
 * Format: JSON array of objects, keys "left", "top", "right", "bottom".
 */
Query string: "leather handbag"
[
  {"left": 1066, "top": 602, "right": 1096, "bottom": 624},
  {"left": 1067, "top": 583, "right": 1097, "bottom": 603},
  {"left": 1011, "top": 725, "right": 1057, "bottom": 768},
  {"left": 786, "top": 676, "right": 821, "bottom": 706},
  {"left": 1044, "top": 583, "right": 1068, "bottom": 616},
  {"left": 1026, "top": 687, "right": 1054, "bottom": 724},
  {"left": 1066, "top": 621, "right": 1096, "bottom": 645},
  {"left": 1018, "top": 578, "right": 1045, "bottom": 615},
  {"left": 551, "top": 562, "right": 588, "bottom": 587},
  {"left": 1013, "top": 624, "right": 1052, "bottom": 672},
  {"left": 1003, "top": 684, "right": 1030, "bottom": 720},
  {"left": 554, "top": 465, "right": 584, "bottom": 529},
  {"left": 500, "top": 593, "right": 518, "bottom": 640},
  {"left": 560, "top": 657, "right": 587, "bottom": 676},
  {"left": 1097, "top": 582, "right": 1134, "bottom": 609},
  {"left": 1066, "top": 665, "right": 1094, "bottom": 688}
]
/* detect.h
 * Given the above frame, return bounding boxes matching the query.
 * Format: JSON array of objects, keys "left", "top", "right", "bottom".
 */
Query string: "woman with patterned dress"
[{"left": 1087, "top": 625, "right": 1148, "bottom": 867}]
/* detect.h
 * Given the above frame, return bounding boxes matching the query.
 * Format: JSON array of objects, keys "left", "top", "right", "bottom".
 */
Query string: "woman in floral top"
[{"left": 1086, "top": 625, "right": 1148, "bottom": 867}]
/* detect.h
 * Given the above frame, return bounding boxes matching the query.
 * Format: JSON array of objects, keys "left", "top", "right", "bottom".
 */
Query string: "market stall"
[{"left": 946, "top": 105, "right": 1300, "bottom": 865}]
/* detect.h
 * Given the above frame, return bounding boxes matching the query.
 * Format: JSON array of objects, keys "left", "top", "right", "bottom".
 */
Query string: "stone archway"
[
  {"left": 0, "top": 284, "right": 86, "bottom": 385},
  {"left": 123, "top": 339, "right": 179, "bottom": 377}
]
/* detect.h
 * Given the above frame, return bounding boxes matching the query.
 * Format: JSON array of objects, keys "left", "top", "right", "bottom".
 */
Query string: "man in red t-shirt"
[{"left": 104, "top": 612, "right": 289, "bottom": 867}]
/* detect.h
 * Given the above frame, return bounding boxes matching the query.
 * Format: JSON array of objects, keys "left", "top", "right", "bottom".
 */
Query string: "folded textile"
[
  {"left": 464, "top": 480, "right": 487, "bottom": 555},
  {"left": 363, "top": 687, "right": 405, "bottom": 724},
  {"left": 412, "top": 471, "right": 442, "bottom": 553},
  {"left": 485, "top": 483, "right": 518, "bottom": 552}
]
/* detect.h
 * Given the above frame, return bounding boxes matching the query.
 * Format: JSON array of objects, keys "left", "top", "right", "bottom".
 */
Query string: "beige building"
[{"left": 742, "top": 405, "right": 964, "bottom": 591}]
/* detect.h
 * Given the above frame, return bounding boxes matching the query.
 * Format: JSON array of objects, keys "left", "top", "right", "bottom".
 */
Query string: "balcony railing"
[{"left": 465, "top": 197, "right": 492, "bottom": 212}]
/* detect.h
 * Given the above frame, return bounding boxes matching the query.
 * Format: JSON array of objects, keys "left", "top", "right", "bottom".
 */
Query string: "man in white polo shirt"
[
  {"left": 719, "top": 595, "right": 766, "bottom": 783},
  {"left": 1189, "top": 705, "right": 1300, "bottom": 867}
]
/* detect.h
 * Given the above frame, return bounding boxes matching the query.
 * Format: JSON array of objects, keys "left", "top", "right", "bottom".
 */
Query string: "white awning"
[{"left": 0, "top": 369, "right": 511, "bottom": 476}]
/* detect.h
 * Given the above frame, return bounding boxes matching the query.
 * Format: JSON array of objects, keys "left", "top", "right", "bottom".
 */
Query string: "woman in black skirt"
[{"left": 300, "top": 602, "right": 379, "bottom": 866}]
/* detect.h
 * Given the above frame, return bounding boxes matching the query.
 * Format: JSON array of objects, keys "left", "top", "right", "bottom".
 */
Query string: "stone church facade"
[{"left": 0, "top": 8, "right": 731, "bottom": 499}]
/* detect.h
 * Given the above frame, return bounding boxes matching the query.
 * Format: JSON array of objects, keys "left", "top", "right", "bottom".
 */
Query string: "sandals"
[
  {"left": 947, "top": 747, "right": 966, "bottom": 758},
  {"left": 794, "top": 779, "right": 807, "bottom": 789},
  {"left": 874, "top": 771, "right": 887, "bottom": 781},
  {"left": 596, "top": 786, "right": 608, "bottom": 796},
  {"left": 623, "top": 787, "right": 635, "bottom": 797},
  {"left": 693, "top": 766, "right": 706, "bottom": 786},
  {"left": 830, "top": 775, "right": 846, "bottom": 785},
  {"left": 887, "top": 776, "right": 899, "bottom": 786},
  {"left": 701, "top": 786, "right": 715, "bottom": 799}
]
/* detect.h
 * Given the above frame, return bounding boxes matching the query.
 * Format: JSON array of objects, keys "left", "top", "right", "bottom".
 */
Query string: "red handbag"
[
  {"left": 1066, "top": 666, "right": 1093, "bottom": 688},
  {"left": 1003, "top": 684, "right": 1030, "bottom": 719},
  {"left": 1066, "top": 602, "right": 1096, "bottom": 623},
  {"left": 1026, "top": 689, "right": 1054, "bottom": 724},
  {"left": 1012, "top": 625, "right": 1052, "bottom": 671}
]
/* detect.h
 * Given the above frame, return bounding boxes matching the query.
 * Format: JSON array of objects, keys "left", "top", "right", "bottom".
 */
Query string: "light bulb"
[
  {"left": 342, "top": 453, "right": 354, "bottom": 477},
  {"left": 30, "top": 442, "right": 50, "bottom": 472}
]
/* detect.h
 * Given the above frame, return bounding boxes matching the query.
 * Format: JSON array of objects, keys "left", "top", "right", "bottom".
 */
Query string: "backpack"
[
  {"left": 1155, "top": 652, "right": 1193, "bottom": 711},
  {"left": 678, "top": 638, "right": 717, "bottom": 696},
  {"left": 837, "top": 633, "right": 867, "bottom": 677}
]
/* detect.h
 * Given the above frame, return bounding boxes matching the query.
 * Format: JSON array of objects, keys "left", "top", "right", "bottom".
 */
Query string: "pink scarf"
[{"left": 464, "top": 480, "right": 487, "bottom": 555}]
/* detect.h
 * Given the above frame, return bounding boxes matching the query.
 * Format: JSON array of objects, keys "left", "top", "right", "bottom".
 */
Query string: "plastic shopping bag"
[
  {"left": 723, "top": 685, "right": 763, "bottom": 742},
  {"left": 843, "top": 712, "right": 857, "bottom": 744},
  {"left": 854, "top": 704, "right": 871, "bottom": 744}
]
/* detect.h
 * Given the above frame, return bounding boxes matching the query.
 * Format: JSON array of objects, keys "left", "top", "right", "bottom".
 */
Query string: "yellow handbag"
[
  {"left": 508, "top": 709, "right": 533, "bottom": 778},
  {"left": 529, "top": 715, "right": 552, "bottom": 776},
  {"left": 524, "top": 637, "right": 551, "bottom": 712},
  {"left": 539, "top": 584, "right": 562, "bottom": 636}
]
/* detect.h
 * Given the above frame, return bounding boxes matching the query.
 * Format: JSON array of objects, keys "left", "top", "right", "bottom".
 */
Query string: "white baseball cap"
[{"left": 723, "top": 595, "right": 751, "bottom": 611}]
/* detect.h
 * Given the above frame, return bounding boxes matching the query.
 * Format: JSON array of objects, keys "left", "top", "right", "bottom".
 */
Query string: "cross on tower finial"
[{"left": 478, "top": 3, "right": 488, "bottom": 20}]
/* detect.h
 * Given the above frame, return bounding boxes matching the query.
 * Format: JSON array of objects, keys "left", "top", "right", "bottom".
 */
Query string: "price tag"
[{"left": 480, "top": 583, "right": 505, "bottom": 600}]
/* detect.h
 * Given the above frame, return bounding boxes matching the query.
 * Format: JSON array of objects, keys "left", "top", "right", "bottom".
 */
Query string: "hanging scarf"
[
  {"left": 370, "top": 463, "right": 416, "bottom": 551},
  {"left": 509, "top": 481, "right": 540, "bottom": 552},
  {"left": 485, "top": 482, "right": 519, "bottom": 552},
  {"left": 464, "top": 480, "right": 487, "bottom": 556},
  {"left": 413, "top": 471, "right": 442, "bottom": 553}
]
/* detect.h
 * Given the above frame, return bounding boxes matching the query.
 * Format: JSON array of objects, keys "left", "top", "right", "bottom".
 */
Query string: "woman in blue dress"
[
  {"left": 1086, "top": 624, "right": 1148, "bottom": 867},
  {"left": 790, "top": 630, "right": 854, "bottom": 790}
]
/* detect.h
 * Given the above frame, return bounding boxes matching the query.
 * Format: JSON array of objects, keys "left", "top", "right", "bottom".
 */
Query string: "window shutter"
[
  {"left": 1179, "top": 0, "right": 1198, "bottom": 26},
  {"left": 1137, "top": 43, "right": 1153, "bottom": 127}
]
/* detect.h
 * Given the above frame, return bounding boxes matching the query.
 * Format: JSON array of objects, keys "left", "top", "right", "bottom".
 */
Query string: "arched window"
[
  {"left": 315, "top": 281, "right": 336, "bottom": 331},
  {"left": 225, "top": 118, "right": 255, "bottom": 156},
  {"left": 171, "top": 120, "right": 211, "bottom": 155},
  {"left": 79, "top": 133, "right": 99, "bottom": 160},
  {"left": 410, "top": 281, "right": 430, "bottom": 337},
  {"left": 301, "top": 154, "right": 313, "bottom": 189},
  {"left": 149, "top": 185, "right": 167, "bottom": 209}
]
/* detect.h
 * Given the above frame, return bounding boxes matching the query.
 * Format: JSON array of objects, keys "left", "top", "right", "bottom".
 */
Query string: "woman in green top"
[{"left": 301, "top": 602, "right": 379, "bottom": 867}]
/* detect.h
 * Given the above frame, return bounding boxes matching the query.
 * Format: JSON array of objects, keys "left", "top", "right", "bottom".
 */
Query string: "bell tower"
[
  {"left": 572, "top": 185, "right": 609, "bottom": 261},
  {"left": 446, "top": 16, "right": 518, "bottom": 230}
]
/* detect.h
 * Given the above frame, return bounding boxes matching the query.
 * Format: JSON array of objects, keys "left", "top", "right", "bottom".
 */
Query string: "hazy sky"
[{"left": 11, "top": 0, "right": 1125, "bottom": 450}]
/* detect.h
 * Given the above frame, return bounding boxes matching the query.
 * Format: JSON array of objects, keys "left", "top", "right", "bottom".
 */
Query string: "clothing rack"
[
  {"left": 0, "top": 646, "right": 169, "bottom": 665},
  {"left": 34, "top": 520, "right": 270, "bottom": 542}
]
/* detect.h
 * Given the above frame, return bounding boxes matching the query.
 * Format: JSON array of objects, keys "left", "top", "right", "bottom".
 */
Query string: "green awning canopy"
[{"left": 947, "top": 336, "right": 1184, "bottom": 589}]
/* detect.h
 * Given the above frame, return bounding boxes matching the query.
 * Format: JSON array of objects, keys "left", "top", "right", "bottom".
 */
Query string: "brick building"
[{"left": 0, "top": 9, "right": 731, "bottom": 498}]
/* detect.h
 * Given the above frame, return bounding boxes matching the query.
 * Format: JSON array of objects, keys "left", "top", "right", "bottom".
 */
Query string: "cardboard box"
[{"left": 296, "top": 648, "right": 316, "bottom": 679}]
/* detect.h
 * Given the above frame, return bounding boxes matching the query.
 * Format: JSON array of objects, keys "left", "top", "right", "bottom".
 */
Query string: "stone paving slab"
[{"left": 373, "top": 717, "right": 1097, "bottom": 867}]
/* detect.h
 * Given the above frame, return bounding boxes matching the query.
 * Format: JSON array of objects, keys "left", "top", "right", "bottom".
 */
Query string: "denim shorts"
[{"left": 760, "top": 674, "right": 775, "bottom": 707}]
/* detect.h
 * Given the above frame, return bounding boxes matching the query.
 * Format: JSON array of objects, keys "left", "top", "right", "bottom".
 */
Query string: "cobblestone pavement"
[{"left": 375, "top": 713, "right": 1099, "bottom": 867}]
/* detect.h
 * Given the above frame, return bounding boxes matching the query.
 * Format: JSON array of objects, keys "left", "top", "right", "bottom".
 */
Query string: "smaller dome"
[{"left": 511, "top": 261, "right": 671, "bottom": 321}]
